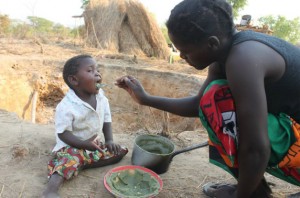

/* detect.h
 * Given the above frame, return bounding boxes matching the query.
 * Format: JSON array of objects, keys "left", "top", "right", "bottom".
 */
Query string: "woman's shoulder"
[{"left": 226, "top": 39, "right": 285, "bottom": 82}]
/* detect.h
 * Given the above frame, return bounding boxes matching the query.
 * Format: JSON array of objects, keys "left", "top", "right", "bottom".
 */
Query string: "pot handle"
[{"left": 170, "top": 141, "right": 209, "bottom": 161}]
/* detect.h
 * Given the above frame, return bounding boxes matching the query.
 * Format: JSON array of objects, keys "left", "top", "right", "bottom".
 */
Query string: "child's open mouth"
[{"left": 95, "top": 83, "right": 107, "bottom": 90}]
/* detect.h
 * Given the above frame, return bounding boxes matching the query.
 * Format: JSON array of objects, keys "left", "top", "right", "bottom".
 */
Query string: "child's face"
[{"left": 74, "top": 57, "right": 102, "bottom": 94}]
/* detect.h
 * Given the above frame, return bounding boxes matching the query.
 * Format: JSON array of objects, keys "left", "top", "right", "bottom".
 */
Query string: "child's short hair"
[
  {"left": 166, "top": 0, "right": 234, "bottom": 44},
  {"left": 63, "top": 54, "right": 92, "bottom": 88}
]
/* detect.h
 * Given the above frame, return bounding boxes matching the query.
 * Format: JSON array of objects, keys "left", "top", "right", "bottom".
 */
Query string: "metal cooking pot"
[{"left": 131, "top": 134, "right": 208, "bottom": 174}]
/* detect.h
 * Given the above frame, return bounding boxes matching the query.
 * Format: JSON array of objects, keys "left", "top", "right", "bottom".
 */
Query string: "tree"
[
  {"left": 27, "top": 16, "right": 54, "bottom": 33},
  {"left": 81, "top": 0, "right": 90, "bottom": 8},
  {"left": 259, "top": 15, "right": 300, "bottom": 44},
  {"left": 0, "top": 14, "right": 11, "bottom": 35},
  {"left": 227, "top": 0, "right": 248, "bottom": 19},
  {"left": 53, "top": 24, "right": 73, "bottom": 38}
]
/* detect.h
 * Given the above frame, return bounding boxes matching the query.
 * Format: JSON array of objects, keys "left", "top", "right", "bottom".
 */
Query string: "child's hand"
[
  {"left": 105, "top": 140, "right": 122, "bottom": 155},
  {"left": 83, "top": 134, "right": 103, "bottom": 151}
]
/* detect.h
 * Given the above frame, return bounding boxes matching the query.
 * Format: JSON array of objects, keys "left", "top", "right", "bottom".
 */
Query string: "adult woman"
[{"left": 116, "top": 0, "right": 300, "bottom": 197}]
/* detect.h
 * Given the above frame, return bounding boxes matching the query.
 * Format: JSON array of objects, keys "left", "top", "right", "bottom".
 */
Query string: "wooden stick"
[
  {"left": 65, "top": 187, "right": 97, "bottom": 193},
  {"left": 90, "top": 18, "right": 101, "bottom": 48},
  {"left": 0, "top": 185, "right": 4, "bottom": 197},
  {"left": 148, "top": 107, "right": 160, "bottom": 133},
  {"left": 31, "top": 91, "right": 38, "bottom": 123},
  {"left": 80, "top": 173, "right": 97, "bottom": 179},
  {"left": 163, "top": 187, "right": 198, "bottom": 194}
]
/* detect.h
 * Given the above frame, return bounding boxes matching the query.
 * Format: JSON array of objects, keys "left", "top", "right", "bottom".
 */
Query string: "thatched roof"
[
  {"left": 236, "top": 24, "right": 273, "bottom": 35},
  {"left": 83, "top": 0, "right": 170, "bottom": 59}
]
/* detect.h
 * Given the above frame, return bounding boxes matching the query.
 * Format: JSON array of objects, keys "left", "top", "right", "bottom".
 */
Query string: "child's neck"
[{"left": 74, "top": 90, "right": 97, "bottom": 110}]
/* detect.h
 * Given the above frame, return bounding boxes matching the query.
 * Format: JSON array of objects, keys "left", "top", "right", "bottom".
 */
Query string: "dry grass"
[{"left": 84, "top": 0, "right": 170, "bottom": 59}]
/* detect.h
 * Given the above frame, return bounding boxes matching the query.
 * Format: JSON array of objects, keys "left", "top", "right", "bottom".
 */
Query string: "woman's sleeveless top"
[{"left": 231, "top": 30, "right": 300, "bottom": 122}]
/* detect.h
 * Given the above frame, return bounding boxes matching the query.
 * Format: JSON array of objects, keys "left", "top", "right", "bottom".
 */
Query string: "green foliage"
[
  {"left": 27, "top": 16, "right": 54, "bottom": 33},
  {"left": 81, "top": 0, "right": 90, "bottom": 8},
  {"left": 0, "top": 14, "right": 83, "bottom": 41},
  {"left": 160, "top": 25, "right": 171, "bottom": 44},
  {"left": 12, "top": 22, "right": 34, "bottom": 38},
  {"left": 259, "top": 15, "right": 300, "bottom": 44},
  {"left": 227, "top": 0, "right": 248, "bottom": 19},
  {"left": 0, "top": 14, "right": 11, "bottom": 35},
  {"left": 72, "top": 25, "right": 86, "bottom": 38}
]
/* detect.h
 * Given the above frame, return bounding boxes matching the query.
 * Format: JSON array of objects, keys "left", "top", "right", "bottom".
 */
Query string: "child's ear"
[
  {"left": 68, "top": 75, "right": 79, "bottom": 87},
  {"left": 207, "top": 36, "right": 220, "bottom": 51}
]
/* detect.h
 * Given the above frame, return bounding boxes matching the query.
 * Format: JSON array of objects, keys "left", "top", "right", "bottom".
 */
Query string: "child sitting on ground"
[{"left": 43, "top": 54, "right": 128, "bottom": 198}]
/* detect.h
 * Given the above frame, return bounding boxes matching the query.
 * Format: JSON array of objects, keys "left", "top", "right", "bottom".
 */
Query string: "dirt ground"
[{"left": 0, "top": 38, "right": 299, "bottom": 198}]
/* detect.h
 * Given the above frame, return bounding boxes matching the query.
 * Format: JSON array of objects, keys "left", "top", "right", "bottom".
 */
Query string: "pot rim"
[{"left": 134, "top": 134, "right": 175, "bottom": 156}]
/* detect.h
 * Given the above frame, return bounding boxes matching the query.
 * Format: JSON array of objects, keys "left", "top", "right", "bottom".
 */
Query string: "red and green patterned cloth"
[
  {"left": 47, "top": 145, "right": 128, "bottom": 180},
  {"left": 199, "top": 79, "right": 300, "bottom": 186}
]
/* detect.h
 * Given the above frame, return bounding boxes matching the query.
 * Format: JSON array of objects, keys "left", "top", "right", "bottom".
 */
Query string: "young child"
[
  {"left": 43, "top": 54, "right": 128, "bottom": 198},
  {"left": 116, "top": 0, "right": 300, "bottom": 197}
]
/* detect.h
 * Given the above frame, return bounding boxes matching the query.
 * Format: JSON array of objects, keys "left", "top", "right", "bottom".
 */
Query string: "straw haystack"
[{"left": 83, "top": 0, "right": 170, "bottom": 59}]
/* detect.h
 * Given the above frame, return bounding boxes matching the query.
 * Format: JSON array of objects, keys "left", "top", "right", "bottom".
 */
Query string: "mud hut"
[{"left": 83, "top": 0, "right": 170, "bottom": 59}]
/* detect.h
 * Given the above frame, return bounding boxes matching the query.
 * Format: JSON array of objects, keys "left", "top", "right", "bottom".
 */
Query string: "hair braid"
[{"left": 166, "top": 0, "right": 234, "bottom": 44}]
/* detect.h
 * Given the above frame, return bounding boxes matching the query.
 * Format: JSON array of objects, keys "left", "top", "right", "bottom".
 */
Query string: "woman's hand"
[{"left": 115, "top": 75, "right": 148, "bottom": 105}]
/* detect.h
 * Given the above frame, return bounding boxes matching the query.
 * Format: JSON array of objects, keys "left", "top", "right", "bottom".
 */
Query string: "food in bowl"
[{"left": 104, "top": 165, "right": 162, "bottom": 198}]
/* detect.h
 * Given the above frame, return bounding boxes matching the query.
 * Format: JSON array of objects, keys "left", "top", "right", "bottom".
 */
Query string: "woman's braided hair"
[
  {"left": 63, "top": 54, "right": 92, "bottom": 88},
  {"left": 166, "top": 0, "right": 234, "bottom": 44}
]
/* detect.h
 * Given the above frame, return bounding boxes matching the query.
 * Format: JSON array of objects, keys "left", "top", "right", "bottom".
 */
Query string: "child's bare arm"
[
  {"left": 103, "top": 122, "right": 121, "bottom": 154},
  {"left": 58, "top": 131, "right": 102, "bottom": 151}
]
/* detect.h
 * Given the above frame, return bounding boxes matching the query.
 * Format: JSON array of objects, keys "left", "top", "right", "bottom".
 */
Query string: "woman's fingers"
[{"left": 116, "top": 75, "right": 137, "bottom": 85}]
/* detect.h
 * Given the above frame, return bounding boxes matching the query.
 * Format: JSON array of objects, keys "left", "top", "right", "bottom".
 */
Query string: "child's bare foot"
[
  {"left": 42, "top": 174, "right": 63, "bottom": 198},
  {"left": 42, "top": 191, "right": 60, "bottom": 198}
]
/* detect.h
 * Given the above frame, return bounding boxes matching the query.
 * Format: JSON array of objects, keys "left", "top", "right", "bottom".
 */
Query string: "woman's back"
[{"left": 231, "top": 30, "right": 300, "bottom": 122}]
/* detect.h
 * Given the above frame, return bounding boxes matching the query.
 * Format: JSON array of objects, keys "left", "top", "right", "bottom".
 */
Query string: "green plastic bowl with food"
[{"left": 104, "top": 165, "right": 163, "bottom": 198}]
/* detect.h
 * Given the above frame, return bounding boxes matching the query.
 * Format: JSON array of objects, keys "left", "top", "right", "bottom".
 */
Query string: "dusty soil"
[{"left": 0, "top": 38, "right": 298, "bottom": 197}]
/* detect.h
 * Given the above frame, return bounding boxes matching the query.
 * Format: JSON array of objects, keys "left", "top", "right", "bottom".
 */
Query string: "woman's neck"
[{"left": 217, "top": 31, "right": 237, "bottom": 64}]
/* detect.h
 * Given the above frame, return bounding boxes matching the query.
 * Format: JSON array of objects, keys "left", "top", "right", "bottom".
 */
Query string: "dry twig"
[
  {"left": 81, "top": 173, "right": 98, "bottom": 179},
  {"left": 0, "top": 185, "right": 4, "bottom": 197},
  {"left": 18, "top": 181, "right": 26, "bottom": 198},
  {"left": 0, "top": 181, "right": 18, "bottom": 197},
  {"left": 197, "top": 175, "right": 208, "bottom": 188},
  {"left": 148, "top": 107, "right": 160, "bottom": 133}
]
